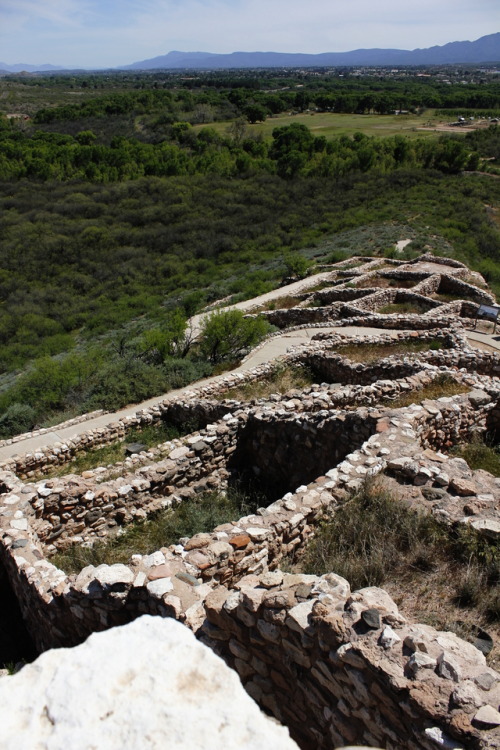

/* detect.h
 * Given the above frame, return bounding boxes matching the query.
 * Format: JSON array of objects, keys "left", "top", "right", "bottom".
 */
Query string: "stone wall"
[
  {"left": 261, "top": 307, "right": 338, "bottom": 329},
  {"left": 202, "top": 575, "right": 500, "bottom": 750},
  {"left": 352, "top": 289, "right": 443, "bottom": 314},
  {"left": 1, "top": 383, "right": 499, "bottom": 656},
  {"left": 29, "top": 414, "right": 241, "bottom": 551},
  {"left": 228, "top": 410, "right": 378, "bottom": 500}
]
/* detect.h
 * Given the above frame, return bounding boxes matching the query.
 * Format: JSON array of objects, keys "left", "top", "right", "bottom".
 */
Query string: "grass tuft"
[
  {"left": 251, "top": 295, "right": 302, "bottom": 312},
  {"left": 377, "top": 302, "right": 429, "bottom": 315},
  {"left": 451, "top": 438, "right": 500, "bottom": 478},
  {"left": 381, "top": 374, "right": 469, "bottom": 408},
  {"left": 333, "top": 338, "right": 443, "bottom": 363},
  {"left": 214, "top": 365, "right": 315, "bottom": 402}
]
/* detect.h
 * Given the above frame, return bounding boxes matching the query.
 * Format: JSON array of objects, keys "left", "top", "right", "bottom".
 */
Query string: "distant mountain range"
[
  {"left": 126, "top": 33, "right": 500, "bottom": 70},
  {"left": 1, "top": 33, "right": 499, "bottom": 74},
  {"left": 0, "top": 62, "right": 62, "bottom": 73}
]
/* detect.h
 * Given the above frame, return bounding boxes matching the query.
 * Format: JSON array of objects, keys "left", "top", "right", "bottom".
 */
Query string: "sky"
[{"left": 0, "top": 0, "right": 498, "bottom": 69}]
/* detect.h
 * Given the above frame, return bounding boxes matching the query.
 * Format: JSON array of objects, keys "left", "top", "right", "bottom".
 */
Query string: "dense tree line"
[
  {"left": 0, "top": 166, "right": 498, "bottom": 371},
  {"left": 28, "top": 74, "right": 500, "bottom": 124},
  {"left": 0, "top": 119, "right": 484, "bottom": 182}
]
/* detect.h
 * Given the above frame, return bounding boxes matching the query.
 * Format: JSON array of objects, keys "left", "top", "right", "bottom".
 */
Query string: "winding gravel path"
[{"left": 0, "top": 268, "right": 498, "bottom": 463}]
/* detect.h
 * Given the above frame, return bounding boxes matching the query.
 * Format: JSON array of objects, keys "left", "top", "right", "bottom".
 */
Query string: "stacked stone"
[
  {"left": 28, "top": 418, "right": 242, "bottom": 551},
  {"left": 1, "top": 386, "right": 499, "bottom": 666},
  {"left": 201, "top": 574, "right": 500, "bottom": 749},
  {"left": 0, "top": 409, "right": 105, "bottom": 449}
]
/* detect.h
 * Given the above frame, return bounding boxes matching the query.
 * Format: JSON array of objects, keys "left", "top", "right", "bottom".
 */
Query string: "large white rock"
[{"left": 0, "top": 615, "right": 298, "bottom": 750}]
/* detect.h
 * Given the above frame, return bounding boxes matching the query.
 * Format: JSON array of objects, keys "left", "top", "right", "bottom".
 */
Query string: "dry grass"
[
  {"left": 251, "top": 295, "right": 302, "bottom": 313},
  {"left": 333, "top": 338, "right": 444, "bottom": 363},
  {"left": 355, "top": 277, "right": 416, "bottom": 289},
  {"left": 306, "top": 281, "right": 337, "bottom": 292},
  {"left": 294, "top": 477, "right": 500, "bottom": 666},
  {"left": 213, "top": 365, "right": 315, "bottom": 402},
  {"left": 431, "top": 292, "right": 463, "bottom": 302},
  {"left": 381, "top": 375, "right": 469, "bottom": 408},
  {"left": 377, "top": 301, "right": 429, "bottom": 315}
]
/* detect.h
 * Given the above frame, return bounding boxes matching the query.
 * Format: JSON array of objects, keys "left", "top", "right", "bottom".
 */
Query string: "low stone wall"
[
  {"left": 2, "top": 384, "right": 499, "bottom": 652},
  {"left": 313, "top": 288, "right": 374, "bottom": 304},
  {"left": 261, "top": 307, "right": 338, "bottom": 329},
  {"left": 0, "top": 410, "right": 106, "bottom": 450},
  {"left": 352, "top": 288, "right": 443, "bottom": 314},
  {"left": 438, "top": 275, "right": 496, "bottom": 305},
  {"left": 407, "top": 253, "right": 468, "bottom": 270},
  {"left": 202, "top": 575, "right": 500, "bottom": 750},
  {"left": 412, "top": 273, "right": 442, "bottom": 296},
  {"left": 306, "top": 352, "right": 429, "bottom": 386}
]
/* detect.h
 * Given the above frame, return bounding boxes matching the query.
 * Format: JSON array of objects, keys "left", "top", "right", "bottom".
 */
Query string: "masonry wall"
[
  {"left": 202, "top": 575, "right": 500, "bottom": 750},
  {"left": 229, "top": 411, "right": 378, "bottom": 500},
  {"left": 0, "top": 387, "right": 499, "bottom": 659}
]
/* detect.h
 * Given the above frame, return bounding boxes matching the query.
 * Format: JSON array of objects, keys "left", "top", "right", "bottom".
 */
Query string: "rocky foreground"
[{"left": 0, "top": 615, "right": 299, "bottom": 750}]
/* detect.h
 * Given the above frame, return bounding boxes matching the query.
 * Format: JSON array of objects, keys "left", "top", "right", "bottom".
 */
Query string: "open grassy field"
[{"left": 193, "top": 110, "right": 460, "bottom": 140}]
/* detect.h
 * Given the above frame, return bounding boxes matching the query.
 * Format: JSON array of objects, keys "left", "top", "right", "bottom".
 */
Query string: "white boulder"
[{"left": 0, "top": 615, "right": 298, "bottom": 750}]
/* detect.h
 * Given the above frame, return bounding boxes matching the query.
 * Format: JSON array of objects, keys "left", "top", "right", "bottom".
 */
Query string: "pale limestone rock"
[
  {"left": 451, "top": 681, "right": 483, "bottom": 710},
  {"left": 93, "top": 564, "right": 134, "bottom": 587},
  {"left": 474, "top": 704, "right": 500, "bottom": 726},
  {"left": 146, "top": 578, "right": 173, "bottom": 597},
  {"left": 286, "top": 600, "right": 315, "bottom": 633},
  {"left": 469, "top": 518, "right": 500, "bottom": 539},
  {"left": 346, "top": 587, "right": 400, "bottom": 622},
  {"left": 0, "top": 616, "right": 298, "bottom": 750},
  {"left": 424, "top": 726, "right": 465, "bottom": 749},
  {"left": 408, "top": 652, "right": 437, "bottom": 675},
  {"left": 437, "top": 652, "right": 462, "bottom": 682},
  {"left": 379, "top": 625, "right": 401, "bottom": 650}
]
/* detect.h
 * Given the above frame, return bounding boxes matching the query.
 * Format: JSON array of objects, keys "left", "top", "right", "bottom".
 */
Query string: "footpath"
[{"left": 0, "top": 269, "right": 499, "bottom": 463}]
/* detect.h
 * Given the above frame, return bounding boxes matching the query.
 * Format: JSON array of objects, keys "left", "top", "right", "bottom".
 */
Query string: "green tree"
[
  {"left": 140, "top": 308, "right": 191, "bottom": 362},
  {"left": 199, "top": 309, "right": 270, "bottom": 364},
  {"left": 283, "top": 251, "right": 312, "bottom": 279},
  {"left": 244, "top": 104, "right": 267, "bottom": 124},
  {"left": 75, "top": 130, "right": 97, "bottom": 146}
]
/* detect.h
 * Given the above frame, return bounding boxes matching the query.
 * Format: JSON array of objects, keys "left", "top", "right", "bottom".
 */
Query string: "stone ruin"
[{"left": 1, "top": 253, "right": 500, "bottom": 749}]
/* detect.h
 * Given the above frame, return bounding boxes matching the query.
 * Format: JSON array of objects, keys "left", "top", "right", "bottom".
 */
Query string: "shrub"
[
  {"left": 199, "top": 309, "right": 270, "bottom": 364},
  {"left": 282, "top": 251, "right": 312, "bottom": 279},
  {"left": 81, "top": 359, "right": 169, "bottom": 411},
  {"left": 0, "top": 403, "right": 36, "bottom": 439}
]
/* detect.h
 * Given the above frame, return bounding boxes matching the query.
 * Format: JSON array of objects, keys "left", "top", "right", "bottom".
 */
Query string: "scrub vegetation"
[
  {"left": 0, "top": 70, "right": 498, "bottom": 437},
  {"left": 296, "top": 478, "right": 500, "bottom": 659}
]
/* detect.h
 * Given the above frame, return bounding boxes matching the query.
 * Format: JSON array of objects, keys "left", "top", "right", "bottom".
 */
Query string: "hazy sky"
[{"left": 0, "top": 0, "right": 498, "bottom": 68}]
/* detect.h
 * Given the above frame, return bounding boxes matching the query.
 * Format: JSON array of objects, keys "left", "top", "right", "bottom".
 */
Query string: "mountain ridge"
[
  {"left": 1, "top": 33, "right": 499, "bottom": 73},
  {"left": 126, "top": 33, "right": 500, "bottom": 70}
]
